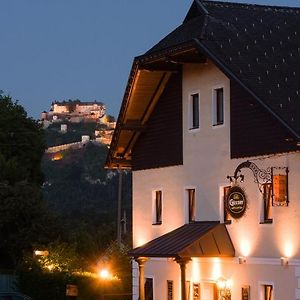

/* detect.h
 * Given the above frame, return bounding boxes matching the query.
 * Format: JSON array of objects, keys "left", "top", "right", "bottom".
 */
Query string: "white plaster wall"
[{"left": 132, "top": 61, "right": 300, "bottom": 299}]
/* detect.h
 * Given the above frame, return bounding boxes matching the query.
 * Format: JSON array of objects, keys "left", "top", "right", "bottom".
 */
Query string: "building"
[
  {"left": 106, "top": 1, "right": 300, "bottom": 299},
  {"left": 41, "top": 100, "right": 106, "bottom": 123}
]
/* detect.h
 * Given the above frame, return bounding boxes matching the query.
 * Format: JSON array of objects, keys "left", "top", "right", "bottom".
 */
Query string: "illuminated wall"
[{"left": 132, "top": 60, "right": 300, "bottom": 299}]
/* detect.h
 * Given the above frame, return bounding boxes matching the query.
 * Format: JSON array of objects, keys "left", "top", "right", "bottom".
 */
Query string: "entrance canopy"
[{"left": 130, "top": 222, "right": 235, "bottom": 259}]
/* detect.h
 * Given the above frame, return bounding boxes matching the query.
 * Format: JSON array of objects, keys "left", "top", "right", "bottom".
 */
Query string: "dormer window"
[{"left": 212, "top": 87, "right": 224, "bottom": 126}]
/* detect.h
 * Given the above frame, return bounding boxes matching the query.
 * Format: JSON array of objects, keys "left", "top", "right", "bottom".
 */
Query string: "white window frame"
[
  {"left": 212, "top": 85, "right": 225, "bottom": 127},
  {"left": 188, "top": 91, "right": 200, "bottom": 131},
  {"left": 152, "top": 189, "right": 163, "bottom": 225},
  {"left": 145, "top": 275, "right": 155, "bottom": 300},
  {"left": 219, "top": 184, "right": 231, "bottom": 224},
  {"left": 184, "top": 186, "right": 196, "bottom": 224},
  {"left": 259, "top": 281, "right": 275, "bottom": 300}
]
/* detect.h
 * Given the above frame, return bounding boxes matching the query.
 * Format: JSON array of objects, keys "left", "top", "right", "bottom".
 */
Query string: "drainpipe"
[{"left": 117, "top": 168, "right": 123, "bottom": 244}]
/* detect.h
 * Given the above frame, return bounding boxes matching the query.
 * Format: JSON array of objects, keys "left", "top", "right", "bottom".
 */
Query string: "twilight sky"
[{"left": 0, "top": 0, "right": 299, "bottom": 119}]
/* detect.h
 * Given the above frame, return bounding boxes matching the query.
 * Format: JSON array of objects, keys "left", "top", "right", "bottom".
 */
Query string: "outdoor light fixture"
[
  {"left": 99, "top": 269, "right": 110, "bottom": 279},
  {"left": 217, "top": 277, "right": 232, "bottom": 300},
  {"left": 34, "top": 250, "right": 49, "bottom": 257},
  {"left": 238, "top": 256, "right": 246, "bottom": 264},
  {"left": 281, "top": 257, "right": 289, "bottom": 266}
]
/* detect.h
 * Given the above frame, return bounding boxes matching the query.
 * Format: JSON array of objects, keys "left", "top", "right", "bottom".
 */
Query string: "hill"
[{"left": 42, "top": 129, "right": 132, "bottom": 259}]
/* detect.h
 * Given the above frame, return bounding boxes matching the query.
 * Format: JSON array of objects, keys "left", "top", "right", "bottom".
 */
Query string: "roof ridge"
[{"left": 202, "top": 0, "right": 300, "bottom": 11}]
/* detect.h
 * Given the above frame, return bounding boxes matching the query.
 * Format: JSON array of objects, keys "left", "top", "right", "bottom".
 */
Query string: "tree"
[
  {"left": 0, "top": 93, "right": 50, "bottom": 267},
  {"left": 0, "top": 93, "right": 45, "bottom": 185}
]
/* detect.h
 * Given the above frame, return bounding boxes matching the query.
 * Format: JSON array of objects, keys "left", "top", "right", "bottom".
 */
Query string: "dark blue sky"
[{"left": 0, "top": 0, "right": 299, "bottom": 119}]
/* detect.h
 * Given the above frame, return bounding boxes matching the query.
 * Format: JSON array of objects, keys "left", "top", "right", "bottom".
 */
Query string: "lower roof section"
[{"left": 129, "top": 222, "right": 235, "bottom": 259}]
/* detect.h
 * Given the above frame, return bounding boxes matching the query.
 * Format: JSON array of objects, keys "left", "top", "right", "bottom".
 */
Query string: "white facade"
[{"left": 132, "top": 61, "right": 300, "bottom": 299}]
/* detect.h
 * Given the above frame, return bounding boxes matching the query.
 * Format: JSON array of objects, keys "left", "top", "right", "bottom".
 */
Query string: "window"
[
  {"left": 193, "top": 283, "right": 200, "bottom": 300},
  {"left": 145, "top": 278, "right": 153, "bottom": 300},
  {"left": 187, "top": 189, "right": 196, "bottom": 223},
  {"left": 212, "top": 88, "right": 224, "bottom": 126},
  {"left": 262, "top": 284, "right": 273, "bottom": 300},
  {"left": 167, "top": 280, "right": 173, "bottom": 300},
  {"left": 153, "top": 190, "right": 162, "bottom": 225},
  {"left": 223, "top": 186, "right": 232, "bottom": 224},
  {"left": 189, "top": 93, "right": 200, "bottom": 130},
  {"left": 261, "top": 183, "right": 273, "bottom": 223}
]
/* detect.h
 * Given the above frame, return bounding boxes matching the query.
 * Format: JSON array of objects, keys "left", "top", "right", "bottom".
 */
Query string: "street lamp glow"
[{"left": 99, "top": 269, "right": 110, "bottom": 279}]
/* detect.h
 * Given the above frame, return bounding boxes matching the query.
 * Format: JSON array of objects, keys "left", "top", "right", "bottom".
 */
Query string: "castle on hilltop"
[
  {"left": 41, "top": 100, "right": 106, "bottom": 123},
  {"left": 41, "top": 100, "right": 116, "bottom": 146}
]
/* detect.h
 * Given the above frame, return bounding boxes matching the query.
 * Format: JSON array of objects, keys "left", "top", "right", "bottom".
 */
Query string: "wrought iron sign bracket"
[
  {"left": 227, "top": 160, "right": 289, "bottom": 206},
  {"left": 227, "top": 160, "right": 272, "bottom": 186}
]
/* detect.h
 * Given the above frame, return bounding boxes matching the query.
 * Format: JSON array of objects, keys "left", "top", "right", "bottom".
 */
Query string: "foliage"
[
  {"left": 44, "top": 121, "right": 98, "bottom": 147},
  {"left": 42, "top": 142, "right": 132, "bottom": 259},
  {"left": 0, "top": 182, "right": 57, "bottom": 267},
  {"left": 0, "top": 94, "right": 45, "bottom": 185},
  {"left": 101, "top": 241, "right": 132, "bottom": 291}
]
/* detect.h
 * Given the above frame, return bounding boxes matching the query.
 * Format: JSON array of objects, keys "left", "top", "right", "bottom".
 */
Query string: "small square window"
[
  {"left": 153, "top": 190, "right": 162, "bottom": 225},
  {"left": 189, "top": 93, "right": 200, "bottom": 130},
  {"left": 213, "top": 88, "right": 224, "bottom": 126}
]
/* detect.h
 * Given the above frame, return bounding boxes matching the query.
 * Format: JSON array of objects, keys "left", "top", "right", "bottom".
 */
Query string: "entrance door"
[{"left": 201, "top": 282, "right": 218, "bottom": 300}]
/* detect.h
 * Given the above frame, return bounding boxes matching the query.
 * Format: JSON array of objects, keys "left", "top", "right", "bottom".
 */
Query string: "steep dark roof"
[
  {"left": 129, "top": 222, "right": 235, "bottom": 258},
  {"left": 146, "top": 0, "right": 300, "bottom": 137},
  {"left": 106, "top": 0, "right": 300, "bottom": 169}
]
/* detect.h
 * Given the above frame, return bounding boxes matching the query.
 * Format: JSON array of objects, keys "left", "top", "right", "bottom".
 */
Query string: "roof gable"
[
  {"left": 147, "top": 0, "right": 300, "bottom": 138},
  {"left": 106, "top": 0, "right": 300, "bottom": 168}
]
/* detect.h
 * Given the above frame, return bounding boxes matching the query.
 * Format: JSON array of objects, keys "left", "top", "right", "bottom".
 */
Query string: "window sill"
[
  {"left": 260, "top": 219, "right": 273, "bottom": 224},
  {"left": 152, "top": 222, "right": 162, "bottom": 226}
]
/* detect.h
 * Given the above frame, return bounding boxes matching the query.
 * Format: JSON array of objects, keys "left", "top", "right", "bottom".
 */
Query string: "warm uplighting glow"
[
  {"left": 191, "top": 258, "right": 201, "bottom": 282},
  {"left": 284, "top": 243, "right": 294, "bottom": 258},
  {"left": 135, "top": 238, "right": 147, "bottom": 248},
  {"left": 240, "top": 240, "right": 251, "bottom": 257},
  {"left": 211, "top": 258, "right": 222, "bottom": 280}
]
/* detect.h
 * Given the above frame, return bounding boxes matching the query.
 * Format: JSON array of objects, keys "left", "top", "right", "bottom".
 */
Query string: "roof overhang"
[
  {"left": 129, "top": 222, "right": 235, "bottom": 259},
  {"left": 106, "top": 43, "right": 206, "bottom": 169}
]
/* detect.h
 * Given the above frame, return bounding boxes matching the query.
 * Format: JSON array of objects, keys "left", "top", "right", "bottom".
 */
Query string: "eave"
[{"left": 105, "top": 43, "right": 205, "bottom": 169}]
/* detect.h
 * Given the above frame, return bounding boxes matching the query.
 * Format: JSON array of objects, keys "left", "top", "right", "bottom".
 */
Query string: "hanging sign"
[
  {"left": 272, "top": 174, "right": 287, "bottom": 206},
  {"left": 226, "top": 186, "right": 247, "bottom": 219}
]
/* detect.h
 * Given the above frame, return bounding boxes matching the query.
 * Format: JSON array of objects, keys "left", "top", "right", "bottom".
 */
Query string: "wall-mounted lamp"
[
  {"left": 238, "top": 256, "right": 246, "bottom": 264},
  {"left": 217, "top": 277, "right": 232, "bottom": 300},
  {"left": 281, "top": 257, "right": 289, "bottom": 266}
]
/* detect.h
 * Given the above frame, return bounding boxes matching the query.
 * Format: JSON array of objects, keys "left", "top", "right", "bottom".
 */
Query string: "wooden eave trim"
[{"left": 122, "top": 72, "right": 172, "bottom": 158}]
